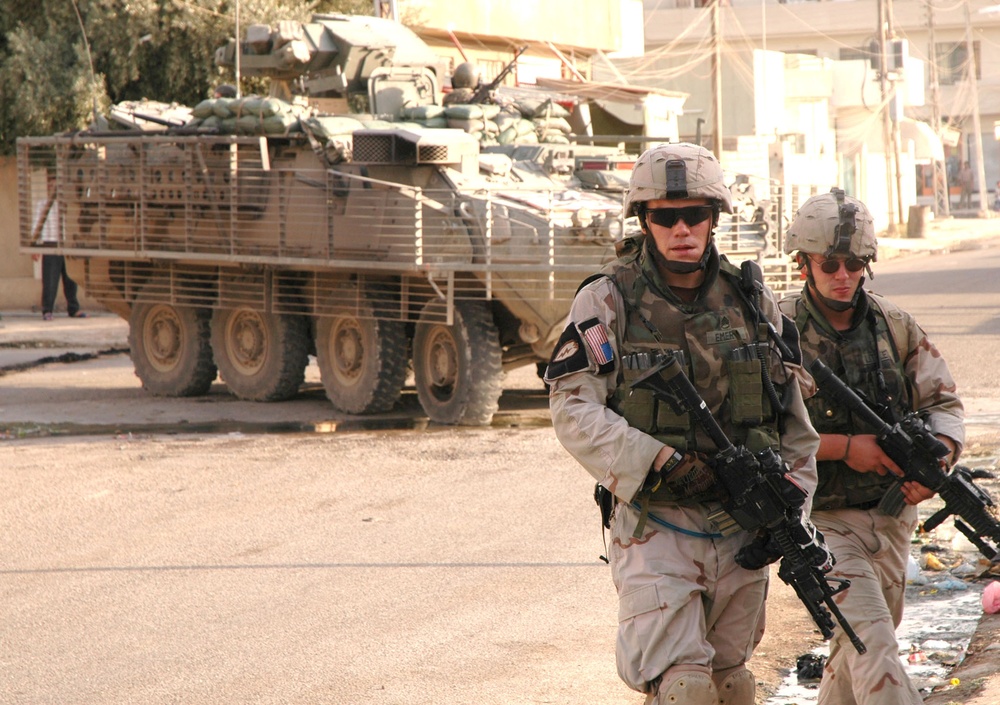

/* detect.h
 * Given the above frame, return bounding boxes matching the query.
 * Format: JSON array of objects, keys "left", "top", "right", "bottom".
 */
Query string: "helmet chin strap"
[{"left": 817, "top": 282, "right": 864, "bottom": 312}]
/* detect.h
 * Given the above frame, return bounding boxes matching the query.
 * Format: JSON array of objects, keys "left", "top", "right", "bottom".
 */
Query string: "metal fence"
[{"left": 18, "top": 135, "right": 620, "bottom": 326}]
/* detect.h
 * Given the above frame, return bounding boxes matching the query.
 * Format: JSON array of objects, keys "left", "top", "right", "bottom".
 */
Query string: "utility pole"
[
  {"left": 877, "top": 0, "right": 898, "bottom": 234},
  {"left": 235, "top": 0, "right": 241, "bottom": 97},
  {"left": 887, "top": 0, "right": 906, "bottom": 226},
  {"left": 963, "top": 0, "right": 989, "bottom": 216},
  {"left": 927, "top": 0, "right": 951, "bottom": 217},
  {"left": 374, "top": 0, "right": 397, "bottom": 21},
  {"left": 711, "top": 0, "right": 723, "bottom": 158}
]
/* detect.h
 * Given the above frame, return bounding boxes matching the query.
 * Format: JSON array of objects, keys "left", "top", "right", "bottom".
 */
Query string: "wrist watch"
[{"left": 644, "top": 449, "right": 685, "bottom": 493}]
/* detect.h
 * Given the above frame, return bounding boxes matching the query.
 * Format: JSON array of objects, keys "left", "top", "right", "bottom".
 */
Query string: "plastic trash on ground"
[{"left": 983, "top": 580, "right": 1000, "bottom": 614}]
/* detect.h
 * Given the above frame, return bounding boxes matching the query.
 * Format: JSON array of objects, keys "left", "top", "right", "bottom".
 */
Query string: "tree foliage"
[{"left": 0, "top": 0, "right": 375, "bottom": 153}]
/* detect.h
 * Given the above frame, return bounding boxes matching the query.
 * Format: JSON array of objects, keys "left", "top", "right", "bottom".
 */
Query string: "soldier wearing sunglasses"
[
  {"left": 779, "top": 189, "right": 965, "bottom": 705},
  {"left": 546, "top": 143, "right": 820, "bottom": 705}
]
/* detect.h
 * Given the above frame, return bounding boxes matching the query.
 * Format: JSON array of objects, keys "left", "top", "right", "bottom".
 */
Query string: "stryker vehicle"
[{"left": 17, "top": 14, "right": 634, "bottom": 425}]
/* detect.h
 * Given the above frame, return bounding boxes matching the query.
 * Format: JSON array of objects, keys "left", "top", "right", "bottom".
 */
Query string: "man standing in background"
[{"left": 32, "top": 170, "right": 85, "bottom": 320}]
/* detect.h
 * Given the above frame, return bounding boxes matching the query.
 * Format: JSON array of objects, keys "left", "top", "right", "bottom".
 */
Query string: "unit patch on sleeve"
[{"left": 544, "top": 322, "right": 589, "bottom": 381}]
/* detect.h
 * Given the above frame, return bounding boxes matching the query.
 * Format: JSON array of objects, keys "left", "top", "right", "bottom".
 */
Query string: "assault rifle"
[
  {"left": 810, "top": 359, "right": 1000, "bottom": 563},
  {"left": 470, "top": 45, "right": 529, "bottom": 104},
  {"left": 631, "top": 355, "right": 866, "bottom": 653}
]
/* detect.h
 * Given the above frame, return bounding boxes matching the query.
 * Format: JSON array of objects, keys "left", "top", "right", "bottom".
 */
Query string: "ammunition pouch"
[
  {"left": 615, "top": 350, "right": 690, "bottom": 434},
  {"left": 727, "top": 348, "right": 766, "bottom": 426}
]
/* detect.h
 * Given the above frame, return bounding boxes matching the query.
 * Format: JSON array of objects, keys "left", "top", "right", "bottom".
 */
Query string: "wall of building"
[
  {"left": 411, "top": 0, "right": 644, "bottom": 90},
  {"left": 598, "top": 45, "right": 841, "bottom": 207},
  {"left": 0, "top": 156, "right": 40, "bottom": 310},
  {"left": 407, "top": 0, "right": 637, "bottom": 53}
]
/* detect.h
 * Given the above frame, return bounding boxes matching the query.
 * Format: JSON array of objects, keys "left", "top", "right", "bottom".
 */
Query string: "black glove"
[
  {"left": 660, "top": 451, "right": 717, "bottom": 499},
  {"left": 737, "top": 517, "right": 834, "bottom": 573},
  {"left": 756, "top": 448, "right": 808, "bottom": 510},
  {"left": 736, "top": 530, "right": 782, "bottom": 570}
]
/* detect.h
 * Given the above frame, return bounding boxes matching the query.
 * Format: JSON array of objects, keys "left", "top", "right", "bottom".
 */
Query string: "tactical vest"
[
  {"left": 603, "top": 243, "right": 784, "bottom": 504},
  {"left": 780, "top": 290, "right": 911, "bottom": 510}
]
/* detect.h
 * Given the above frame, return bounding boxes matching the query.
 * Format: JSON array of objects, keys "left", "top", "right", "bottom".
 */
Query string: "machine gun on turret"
[
  {"left": 469, "top": 45, "right": 529, "bottom": 104},
  {"left": 214, "top": 14, "right": 446, "bottom": 116}
]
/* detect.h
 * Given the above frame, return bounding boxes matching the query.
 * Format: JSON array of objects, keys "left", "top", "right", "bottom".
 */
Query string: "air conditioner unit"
[
  {"left": 888, "top": 39, "right": 908, "bottom": 71},
  {"left": 867, "top": 39, "right": 908, "bottom": 71}
]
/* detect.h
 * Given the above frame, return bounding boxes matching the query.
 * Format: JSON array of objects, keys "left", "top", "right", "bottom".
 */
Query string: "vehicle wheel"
[
  {"left": 315, "top": 297, "right": 408, "bottom": 414},
  {"left": 210, "top": 307, "right": 309, "bottom": 401},
  {"left": 412, "top": 300, "right": 503, "bottom": 425},
  {"left": 129, "top": 301, "right": 216, "bottom": 396}
]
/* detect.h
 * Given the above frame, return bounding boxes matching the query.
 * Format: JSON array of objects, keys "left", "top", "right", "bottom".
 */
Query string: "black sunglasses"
[
  {"left": 808, "top": 255, "right": 868, "bottom": 274},
  {"left": 644, "top": 206, "right": 714, "bottom": 229}
]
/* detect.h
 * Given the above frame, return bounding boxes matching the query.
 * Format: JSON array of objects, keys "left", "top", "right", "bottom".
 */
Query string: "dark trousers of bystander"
[{"left": 41, "top": 254, "right": 81, "bottom": 316}]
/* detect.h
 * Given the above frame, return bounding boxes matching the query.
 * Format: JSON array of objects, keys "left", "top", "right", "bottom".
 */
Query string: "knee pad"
[
  {"left": 715, "top": 667, "right": 755, "bottom": 705},
  {"left": 654, "top": 665, "right": 717, "bottom": 705}
]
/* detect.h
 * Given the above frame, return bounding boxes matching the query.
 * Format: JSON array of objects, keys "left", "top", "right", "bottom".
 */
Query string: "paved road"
[
  {"left": 1, "top": 428, "right": 633, "bottom": 705},
  {"left": 866, "top": 239, "right": 1000, "bottom": 448}
]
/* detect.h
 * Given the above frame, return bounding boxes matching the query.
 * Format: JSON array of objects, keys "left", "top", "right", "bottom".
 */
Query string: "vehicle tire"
[
  {"left": 210, "top": 307, "right": 309, "bottom": 401},
  {"left": 315, "top": 297, "right": 408, "bottom": 414},
  {"left": 412, "top": 299, "right": 503, "bottom": 425},
  {"left": 129, "top": 301, "right": 216, "bottom": 397}
]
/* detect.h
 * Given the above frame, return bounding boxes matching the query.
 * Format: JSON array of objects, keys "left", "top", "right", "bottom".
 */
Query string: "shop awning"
[{"left": 899, "top": 118, "right": 944, "bottom": 162}]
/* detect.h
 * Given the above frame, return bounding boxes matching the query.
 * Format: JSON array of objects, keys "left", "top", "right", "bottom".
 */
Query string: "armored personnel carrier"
[{"left": 17, "top": 14, "right": 633, "bottom": 425}]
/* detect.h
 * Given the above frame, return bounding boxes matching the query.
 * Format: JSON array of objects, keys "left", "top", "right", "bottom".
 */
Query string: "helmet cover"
[
  {"left": 451, "top": 62, "right": 480, "bottom": 89},
  {"left": 784, "top": 188, "right": 877, "bottom": 260},
  {"left": 624, "top": 142, "right": 733, "bottom": 218}
]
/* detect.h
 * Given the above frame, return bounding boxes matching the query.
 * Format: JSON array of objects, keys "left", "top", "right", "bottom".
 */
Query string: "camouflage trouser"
[
  {"left": 609, "top": 502, "right": 768, "bottom": 693},
  {"left": 812, "top": 504, "right": 922, "bottom": 705}
]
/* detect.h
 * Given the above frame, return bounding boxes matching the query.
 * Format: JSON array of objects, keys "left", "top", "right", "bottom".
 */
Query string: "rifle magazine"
[{"left": 707, "top": 504, "right": 741, "bottom": 536}]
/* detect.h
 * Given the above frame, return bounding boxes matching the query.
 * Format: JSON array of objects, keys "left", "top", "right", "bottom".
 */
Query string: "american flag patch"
[{"left": 580, "top": 319, "right": 614, "bottom": 367}]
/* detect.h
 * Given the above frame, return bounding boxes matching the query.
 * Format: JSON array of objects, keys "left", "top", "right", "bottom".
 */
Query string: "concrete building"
[{"left": 599, "top": 0, "right": 1000, "bottom": 230}]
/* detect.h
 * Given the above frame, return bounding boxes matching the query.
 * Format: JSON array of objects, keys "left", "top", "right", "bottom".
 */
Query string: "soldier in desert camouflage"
[
  {"left": 779, "top": 190, "right": 965, "bottom": 705},
  {"left": 546, "top": 143, "right": 821, "bottom": 705}
]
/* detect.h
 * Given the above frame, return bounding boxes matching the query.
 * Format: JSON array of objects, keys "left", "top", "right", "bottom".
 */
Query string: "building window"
[{"left": 935, "top": 41, "right": 980, "bottom": 84}]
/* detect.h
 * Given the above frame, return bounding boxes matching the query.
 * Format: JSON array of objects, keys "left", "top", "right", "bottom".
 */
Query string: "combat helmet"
[
  {"left": 623, "top": 142, "right": 733, "bottom": 220},
  {"left": 784, "top": 188, "right": 877, "bottom": 261},
  {"left": 451, "top": 62, "right": 480, "bottom": 89}
]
